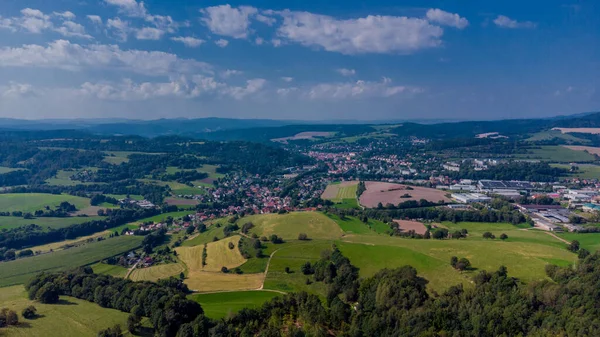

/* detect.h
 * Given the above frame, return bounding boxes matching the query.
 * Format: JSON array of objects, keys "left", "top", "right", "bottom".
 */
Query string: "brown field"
[
  {"left": 553, "top": 128, "right": 600, "bottom": 134},
  {"left": 393, "top": 220, "right": 427, "bottom": 235},
  {"left": 272, "top": 132, "right": 334, "bottom": 143},
  {"left": 72, "top": 206, "right": 103, "bottom": 216},
  {"left": 165, "top": 197, "right": 199, "bottom": 206},
  {"left": 321, "top": 181, "right": 358, "bottom": 199},
  {"left": 359, "top": 181, "right": 451, "bottom": 208},
  {"left": 564, "top": 146, "right": 600, "bottom": 156}
]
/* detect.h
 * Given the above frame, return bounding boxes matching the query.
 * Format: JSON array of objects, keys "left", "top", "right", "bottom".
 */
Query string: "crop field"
[
  {"left": 103, "top": 151, "right": 163, "bottom": 165},
  {"left": 321, "top": 181, "right": 358, "bottom": 200},
  {"left": 241, "top": 212, "right": 344, "bottom": 240},
  {"left": 516, "top": 146, "right": 596, "bottom": 162},
  {"left": 0, "top": 193, "right": 91, "bottom": 213},
  {"left": 105, "top": 194, "right": 144, "bottom": 200},
  {"left": 0, "top": 286, "right": 136, "bottom": 337},
  {"left": 0, "top": 236, "right": 143, "bottom": 287},
  {"left": 359, "top": 181, "right": 451, "bottom": 208},
  {"left": 563, "top": 145, "right": 600, "bottom": 156},
  {"left": 165, "top": 197, "right": 200, "bottom": 205},
  {"left": 182, "top": 225, "right": 226, "bottom": 247},
  {"left": 393, "top": 220, "right": 428, "bottom": 235},
  {"left": 134, "top": 210, "right": 196, "bottom": 224},
  {"left": 190, "top": 291, "right": 281, "bottom": 319},
  {"left": 24, "top": 230, "right": 113, "bottom": 254},
  {"left": 526, "top": 130, "right": 589, "bottom": 143},
  {"left": 553, "top": 127, "right": 600, "bottom": 134},
  {"left": 0, "top": 216, "right": 104, "bottom": 231},
  {"left": 550, "top": 163, "right": 600, "bottom": 179},
  {"left": 130, "top": 263, "right": 185, "bottom": 282},
  {"left": 91, "top": 262, "right": 129, "bottom": 278}
]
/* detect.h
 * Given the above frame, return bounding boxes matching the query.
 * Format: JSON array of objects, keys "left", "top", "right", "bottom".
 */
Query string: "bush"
[
  {"left": 298, "top": 233, "right": 309, "bottom": 241},
  {"left": 221, "top": 266, "right": 229, "bottom": 273},
  {"left": 301, "top": 262, "right": 314, "bottom": 275},
  {"left": 500, "top": 233, "right": 508, "bottom": 240},
  {"left": 228, "top": 242, "right": 235, "bottom": 250},
  {"left": 285, "top": 267, "right": 291, "bottom": 274},
  {"left": 22, "top": 305, "right": 37, "bottom": 319},
  {"left": 0, "top": 308, "right": 18, "bottom": 326}
]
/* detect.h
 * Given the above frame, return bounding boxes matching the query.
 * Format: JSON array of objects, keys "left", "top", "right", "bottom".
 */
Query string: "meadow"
[
  {"left": 551, "top": 163, "right": 600, "bottom": 179},
  {"left": 0, "top": 167, "right": 22, "bottom": 174},
  {"left": 0, "top": 216, "right": 104, "bottom": 231},
  {"left": 130, "top": 263, "right": 185, "bottom": 282},
  {"left": 0, "top": 236, "right": 143, "bottom": 287},
  {"left": 0, "top": 286, "right": 138, "bottom": 337},
  {"left": 516, "top": 145, "right": 596, "bottom": 162},
  {"left": 91, "top": 262, "right": 129, "bottom": 278},
  {"left": 45, "top": 169, "right": 99, "bottom": 186},
  {"left": 0, "top": 193, "right": 91, "bottom": 213},
  {"left": 190, "top": 291, "right": 281, "bottom": 319},
  {"left": 241, "top": 212, "right": 344, "bottom": 240}
]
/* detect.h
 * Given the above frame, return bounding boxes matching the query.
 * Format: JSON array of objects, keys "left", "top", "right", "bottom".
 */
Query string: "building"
[
  {"left": 449, "top": 184, "right": 477, "bottom": 191},
  {"left": 452, "top": 193, "right": 492, "bottom": 203},
  {"left": 583, "top": 203, "right": 600, "bottom": 212},
  {"left": 478, "top": 180, "right": 534, "bottom": 191},
  {"left": 491, "top": 190, "right": 522, "bottom": 199},
  {"left": 533, "top": 218, "right": 563, "bottom": 232}
]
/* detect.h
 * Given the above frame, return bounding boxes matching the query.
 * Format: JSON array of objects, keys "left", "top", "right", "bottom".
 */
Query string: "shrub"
[
  {"left": 298, "top": 233, "right": 309, "bottom": 241},
  {"left": 228, "top": 242, "right": 235, "bottom": 250},
  {"left": 221, "top": 266, "right": 229, "bottom": 273},
  {"left": 22, "top": 305, "right": 37, "bottom": 319}
]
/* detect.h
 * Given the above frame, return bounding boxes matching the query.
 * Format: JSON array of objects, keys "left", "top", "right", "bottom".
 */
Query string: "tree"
[
  {"left": 179, "top": 272, "right": 185, "bottom": 280},
  {"left": 35, "top": 283, "right": 59, "bottom": 304},
  {"left": 301, "top": 262, "right": 314, "bottom": 275},
  {"left": 0, "top": 309, "right": 18, "bottom": 326},
  {"left": 432, "top": 229, "right": 448, "bottom": 239},
  {"left": 97, "top": 324, "right": 123, "bottom": 337},
  {"left": 455, "top": 258, "right": 471, "bottom": 271},
  {"left": 186, "top": 225, "right": 195, "bottom": 235},
  {"left": 483, "top": 232, "right": 494, "bottom": 239},
  {"left": 228, "top": 242, "right": 235, "bottom": 249},
  {"left": 500, "top": 233, "right": 508, "bottom": 240},
  {"left": 298, "top": 233, "right": 309, "bottom": 241},
  {"left": 126, "top": 314, "right": 141, "bottom": 334},
  {"left": 567, "top": 240, "right": 580, "bottom": 252},
  {"left": 578, "top": 248, "right": 590, "bottom": 259},
  {"left": 221, "top": 266, "right": 229, "bottom": 273},
  {"left": 424, "top": 230, "right": 431, "bottom": 239},
  {"left": 452, "top": 231, "right": 463, "bottom": 239},
  {"left": 22, "top": 305, "right": 37, "bottom": 319},
  {"left": 285, "top": 266, "right": 291, "bottom": 274},
  {"left": 450, "top": 256, "right": 458, "bottom": 268}
]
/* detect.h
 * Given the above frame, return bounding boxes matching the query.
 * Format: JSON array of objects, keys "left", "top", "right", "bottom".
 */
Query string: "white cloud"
[
  {"left": 200, "top": 5, "right": 258, "bottom": 39},
  {"left": 104, "top": 0, "right": 148, "bottom": 18},
  {"left": 18, "top": 8, "right": 52, "bottom": 33},
  {"left": 223, "top": 79, "right": 267, "bottom": 100},
  {"left": 255, "top": 37, "right": 264, "bottom": 45},
  {"left": 0, "top": 40, "right": 211, "bottom": 76},
  {"left": 55, "top": 21, "right": 93, "bottom": 39},
  {"left": 275, "top": 10, "right": 444, "bottom": 54},
  {"left": 307, "top": 77, "right": 422, "bottom": 100},
  {"left": 1, "top": 82, "right": 37, "bottom": 98},
  {"left": 281, "top": 77, "right": 294, "bottom": 82},
  {"left": 104, "top": 0, "right": 178, "bottom": 34},
  {"left": 171, "top": 36, "right": 205, "bottom": 47},
  {"left": 215, "top": 39, "right": 229, "bottom": 47},
  {"left": 425, "top": 9, "right": 468, "bottom": 29},
  {"left": 107, "top": 17, "right": 130, "bottom": 41},
  {"left": 222, "top": 69, "right": 243, "bottom": 78},
  {"left": 336, "top": 68, "right": 356, "bottom": 77},
  {"left": 87, "top": 15, "right": 103, "bottom": 25},
  {"left": 272, "top": 39, "right": 282, "bottom": 47},
  {"left": 54, "top": 11, "right": 76, "bottom": 20},
  {"left": 493, "top": 15, "right": 536, "bottom": 29},
  {"left": 256, "top": 14, "right": 276, "bottom": 26},
  {"left": 136, "top": 27, "right": 164, "bottom": 40}
]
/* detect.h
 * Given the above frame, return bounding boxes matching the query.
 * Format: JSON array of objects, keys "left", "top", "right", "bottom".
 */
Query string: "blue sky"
[{"left": 0, "top": 0, "right": 597, "bottom": 120}]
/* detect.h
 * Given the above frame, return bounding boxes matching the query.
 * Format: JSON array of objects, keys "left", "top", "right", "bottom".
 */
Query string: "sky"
[{"left": 0, "top": 0, "right": 598, "bottom": 121}]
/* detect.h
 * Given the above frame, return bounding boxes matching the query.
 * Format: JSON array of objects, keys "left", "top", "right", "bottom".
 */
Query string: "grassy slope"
[
  {"left": 326, "top": 213, "right": 391, "bottom": 235},
  {"left": 517, "top": 145, "right": 596, "bottom": 162},
  {"left": 91, "top": 262, "right": 129, "bottom": 278},
  {"left": 551, "top": 164, "right": 600, "bottom": 179},
  {"left": 558, "top": 232, "right": 600, "bottom": 253},
  {"left": 0, "top": 216, "right": 104, "bottom": 231},
  {"left": 0, "top": 286, "right": 136, "bottom": 337},
  {"left": 130, "top": 263, "right": 185, "bottom": 282},
  {"left": 0, "top": 194, "right": 90, "bottom": 213},
  {"left": 190, "top": 291, "right": 280, "bottom": 319},
  {"left": 0, "top": 236, "right": 143, "bottom": 287},
  {"left": 243, "top": 212, "right": 344, "bottom": 240}
]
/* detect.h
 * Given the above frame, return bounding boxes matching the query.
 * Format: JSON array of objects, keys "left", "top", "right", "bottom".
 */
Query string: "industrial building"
[
  {"left": 452, "top": 193, "right": 492, "bottom": 203},
  {"left": 478, "top": 180, "right": 534, "bottom": 191}
]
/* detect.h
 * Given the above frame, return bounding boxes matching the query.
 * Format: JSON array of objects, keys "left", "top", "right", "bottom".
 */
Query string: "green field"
[
  {"left": 0, "top": 286, "right": 139, "bottom": 337},
  {"left": 45, "top": 169, "right": 100, "bottom": 186},
  {"left": 0, "top": 236, "right": 143, "bottom": 287},
  {"left": 103, "top": 151, "right": 163, "bottom": 165},
  {"left": 0, "top": 216, "right": 104, "bottom": 231},
  {"left": 326, "top": 214, "right": 391, "bottom": 235},
  {"left": 130, "top": 263, "right": 185, "bottom": 282},
  {"left": 190, "top": 291, "right": 281, "bottom": 319},
  {"left": 182, "top": 225, "right": 226, "bottom": 247},
  {"left": 333, "top": 183, "right": 358, "bottom": 200},
  {"left": 527, "top": 130, "right": 589, "bottom": 143},
  {"left": 558, "top": 232, "right": 600, "bottom": 253},
  {"left": 0, "top": 193, "right": 91, "bottom": 213},
  {"left": 517, "top": 146, "right": 596, "bottom": 162},
  {"left": 0, "top": 166, "right": 23, "bottom": 174},
  {"left": 551, "top": 163, "right": 600, "bottom": 179},
  {"left": 91, "top": 262, "right": 129, "bottom": 278},
  {"left": 241, "top": 212, "right": 344, "bottom": 240},
  {"left": 105, "top": 194, "right": 144, "bottom": 200}
]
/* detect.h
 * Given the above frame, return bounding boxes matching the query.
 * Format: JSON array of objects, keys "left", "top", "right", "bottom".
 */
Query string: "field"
[
  {"left": 321, "top": 181, "right": 358, "bottom": 201},
  {"left": 558, "top": 232, "right": 600, "bottom": 253},
  {"left": 45, "top": 169, "right": 99, "bottom": 186},
  {"left": 241, "top": 212, "right": 344, "bottom": 240},
  {"left": 563, "top": 145, "right": 600, "bottom": 156},
  {"left": 0, "top": 216, "right": 104, "bottom": 231},
  {"left": 527, "top": 130, "right": 589, "bottom": 143},
  {"left": 103, "top": 151, "right": 163, "bottom": 165},
  {"left": 91, "top": 262, "right": 129, "bottom": 278},
  {"left": 181, "top": 225, "right": 226, "bottom": 247},
  {"left": 550, "top": 163, "right": 600, "bottom": 179},
  {"left": 326, "top": 214, "right": 391, "bottom": 235},
  {"left": 0, "top": 193, "right": 91, "bottom": 213},
  {"left": 190, "top": 291, "right": 281, "bottom": 319},
  {"left": 517, "top": 146, "right": 596, "bottom": 162},
  {"left": 272, "top": 132, "right": 334, "bottom": 143},
  {"left": 393, "top": 220, "right": 428, "bottom": 235},
  {"left": 130, "top": 263, "right": 185, "bottom": 282},
  {"left": 23, "top": 230, "right": 113, "bottom": 254},
  {"left": 359, "top": 181, "right": 451, "bottom": 208},
  {"left": 553, "top": 127, "right": 600, "bottom": 134},
  {"left": 0, "top": 286, "right": 137, "bottom": 337},
  {"left": 0, "top": 166, "right": 22, "bottom": 174},
  {"left": 165, "top": 197, "right": 199, "bottom": 205},
  {"left": 0, "top": 236, "right": 143, "bottom": 287}
]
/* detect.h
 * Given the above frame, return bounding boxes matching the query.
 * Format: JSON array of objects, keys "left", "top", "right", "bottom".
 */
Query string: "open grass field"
[
  {"left": 190, "top": 291, "right": 281, "bottom": 319},
  {"left": 553, "top": 128, "right": 600, "bottom": 134},
  {"left": 563, "top": 145, "right": 600, "bottom": 156},
  {"left": 130, "top": 263, "right": 185, "bottom": 282},
  {"left": 359, "top": 181, "right": 451, "bottom": 208},
  {"left": 550, "top": 163, "right": 600, "bottom": 179},
  {"left": 182, "top": 225, "right": 226, "bottom": 247},
  {"left": 23, "top": 230, "right": 112, "bottom": 254},
  {"left": 0, "top": 236, "right": 143, "bottom": 287},
  {"left": 0, "top": 193, "right": 91, "bottom": 213},
  {"left": 516, "top": 146, "right": 596, "bottom": 162},
  {"left": 45, "top": 170, "right": 99, "bottom": 186},
  {"left": 103, "top": 151, "right": 163, "bottom": 165},
  {"left": 557, "top": 232, "right": 600, "bottom": 253},
  {"left": 91, "top": 262, "right": 129, "bottom": 278},
  {"left": 105, "top": 194, "right": 144, "bottom": 200},
  {"left": 0, "top": 216, "right": 104, "bottom": 231},
  {"left": 134, "top": 210, "right": 196, "bottom": 224},
  {"left": 526, "top": 130, "right": 589, "bottom": 143},
  {"left": 241, "top": 212, "right": 344, "bottom": 240},
  {"left": 0, "top": 286, "right": 138, "bottom": 337},
  {"left": 326, "top": 213, "right": 391, "bottom": 235},
  {"left": 0, "top": 167, "right": 22, "bottom": 174}
]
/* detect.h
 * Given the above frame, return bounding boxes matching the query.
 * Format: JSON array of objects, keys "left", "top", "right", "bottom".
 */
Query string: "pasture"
[
  {"left": 0, "top": 236, "right": 143, "bottom": 287},
  {"left": 190, "top": 291, "right": 281, "bottom": 319},
  {"left": 91, "top": 262, "right": 129, "bottom": 278},
  {"left": 558, "top": 232, "right": 600, "bottom": 253},
  {"left": 326, "top": 214, "right": 391, "bottom": 235},
  {"left": 393, "top": 220, "right": 428, "bottom": 235},
  {"left": 103, "top": 151, "right": 163, "bottom": 165},
  {"left": 550, "top": 163, "right": 600, "bottom": 179},
  {"left": 553, "top": 127, "right": 600, "bottom": 134},
  {"left": 516, "top": 146, "right": 596, "bottom": 162},
  {"left": 526, "top": 130, "right": 589, "bottom": 143},
  {"left": 563, "top": 145, "right": 600, "bottom": 156},
  {"left": 130, "top": 263, "right": 185, "bottom": 282},
  {"left": 0, "top": 216, "right": 104, "bottom": 231},
  {"left": 359, "top": 181, "right": 451, "bottom": 208},
  {"left": 0, "top": 193, "right": 91, "bottom": 213},
  {"left": 45, "top": 169, "right": 99, "bottom": 186},
  {"left": 241, "top": 212, "right": 344, "bottom": 240},
  {"left": 0, "top": 286, "right": 136, "bottom": 337},
  {"left": 23, "top": 230, "right": 113, "bottom": 254}
]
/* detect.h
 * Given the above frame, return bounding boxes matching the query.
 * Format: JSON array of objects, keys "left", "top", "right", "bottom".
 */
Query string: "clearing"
[
  {"left": 359, "top": 181, "right": 450, "bottom": 208},
  {"left": 0, "top": 193, "right": 90, "bottom": 213},
  {"left": 241, "top": 212, "right": 344, "bottom": 240},
  {"left": 190, "top": 291, "right": 281, "bottom": 319}
]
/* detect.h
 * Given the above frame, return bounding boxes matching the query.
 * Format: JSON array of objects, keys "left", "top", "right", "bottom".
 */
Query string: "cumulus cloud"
[
  {"left": 305, "top": 78, "right": 422, "bottom": 100},
  {"left": 1, "top": 82, "right": 37, "bottom": 98},
  {"left": 275, "top": 10, "right": 443, "bottom": 55},
  {"left": 104, "top": 0, "right": 178, "bottom": 36},
  {"left": 54, "top": 11, "right": 76, "bottom": 20},
  {"left": 281, "top": 77, "right": 294, "bottom": 82},
  {"left": 222, "top": 69, "right": 243, "bottom": 78},
  {"left": 104, "top": 0, "right": 148, "bottom": 18},
  {"left": 171, "top": 36, "right": 205, "bottom": 47},
  {"left": 0, "top": 40, "right": 211, "bottom": 76},
  {"left": 200, "top": 5, "right": 258, "bottom": 39},
  {"left": 425, "top": 9, "right": 468, "bottom": 29},
  {"left": 17, "top": 8, "right": 53, "bottom": 33},
  {"left": 55, "top": 21, "right": 93, "bottom": 39},
  {"left": 493, "top": 15, "right": 536, "bottom": 29},
  {"left": 0, "top": 8, "right": 91, "bottom": 39},
  {"left": 87, "top": 15, "right": 102, "bottom": 25},
  {"left": 136, "top": 27, "right": 164, "bottom": 40},
  {"left": 255, "top": 14, "right": 276, "bottom": 26},
  {"left": 107, "top": 17, "right": 130, "bottom": 41},
  {"left": 215, "top": 39, "right": 229, "bottom": 47},
  {"left": 336, "top": 68, "right": 356, "bottom": 77}
]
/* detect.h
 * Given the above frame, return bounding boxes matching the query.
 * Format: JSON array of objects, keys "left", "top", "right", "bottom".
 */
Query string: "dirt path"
[
  {"left": 543, "top": 231, "right": 571, "bottom": 244},
  {"left": 125, "top": 260, "right": 141, "bottom": 279},
  {"left": 258, "top": 248, "right": 281, "bottom": 290}
]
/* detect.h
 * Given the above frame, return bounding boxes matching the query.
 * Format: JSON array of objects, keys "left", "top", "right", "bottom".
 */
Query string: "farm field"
[
  {"left": 105, "top": 194, "right": 144, "bottom": 200},
  {"left": 321, "top": 181, "right": 359, "bottom": 209},
  {"left": 190, "top": 291, "right": 281, "bottom": 319},
  {"left": 0, "top": 216, "right": 104, "bottom": 231},
  {"left": 326, "top": 214, "right": 391, "bottom": 235},
  {"left": 550, "top": 163, "right": 600, "bottom": 179},
  {"left": 563, "top": 145, "right": 600, "bottom": 156},
  {"left": 91, "top": 262, "right": 129, "bottom": 278},
  {"left": 241, "top": 212, "right": 344, "bottom": 240},
  {"left": 272, "top": 132, "right": 334, "bottom": 143},
  {"left": 133, "top": 210, "right": 196, "bottom": 224},
  {"left": 558, "top": 232, "right": 600, "bottom": 253},
  {"left": 182, "top": 225, "right": 226, "bottom": 247},
  {"left": 393, "top": 220, "right": 428, "bottom": 235},
  {"left": 553, "top": 127, "right": 600, "bottom": 134},
  {"left": 165, "top": 197, "right": 200, "bottom": 205},
  {"left": 0, "top": 193, "right": 91, "bottom": 213},
  {"left": 103, "top": 151, "right": 163, "bottom": 165},
  {"left": 130, "top": 263, "right": 185, "bottom": 282},
  {"left": 359, "top": 181, "right": 451, "bottom": 208},
  {"left": 516, "top": 145, "right": 595, "bottom": 162},
  {"left": 23, "top": 230, "right": 113, "bottom": 254},
  {"left": 526, "top": 130, "right": 589, "bottom": 143},
  {"left": 0, "top": 286, "right": 137, "bottom": 337},
  {"left": 0, "top": 236, "right": 143, "bottom": 287}
]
